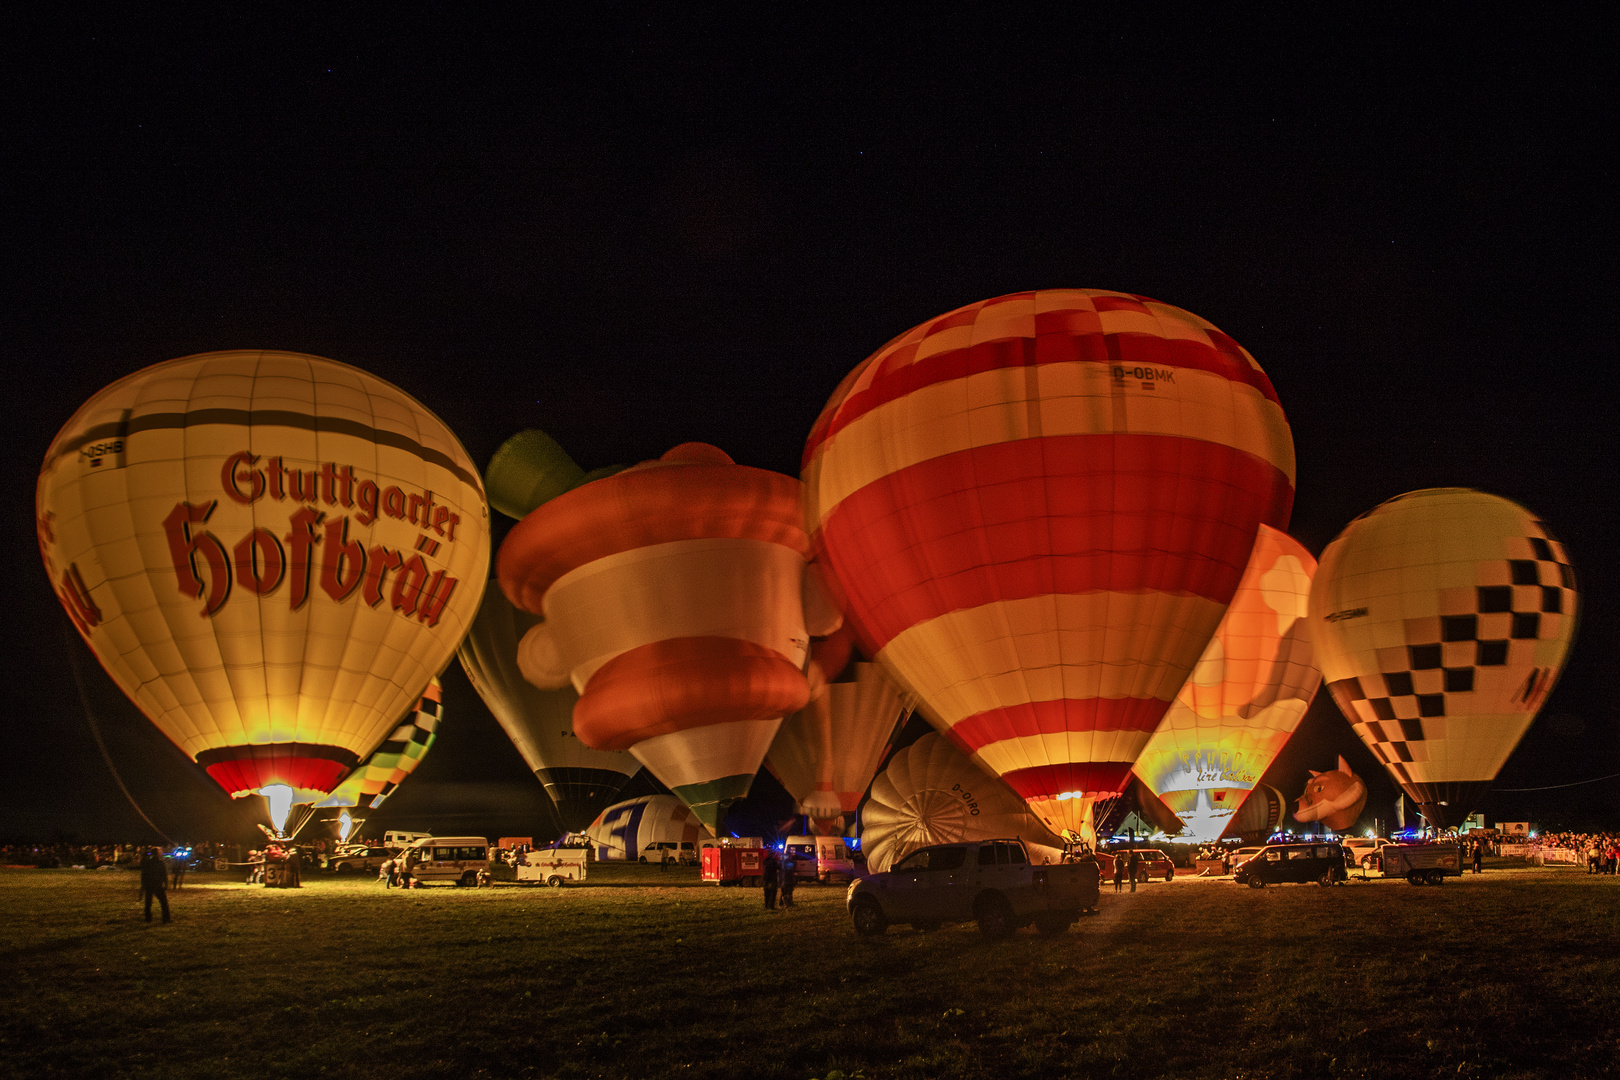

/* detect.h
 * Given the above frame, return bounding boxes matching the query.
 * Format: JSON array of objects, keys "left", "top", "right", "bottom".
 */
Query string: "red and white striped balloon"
[{"left": 803, "top": 290, "right": 1295, "bottom": 839}]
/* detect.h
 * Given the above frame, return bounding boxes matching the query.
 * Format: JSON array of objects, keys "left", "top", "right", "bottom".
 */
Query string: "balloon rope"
[
  {"left": 60, "top": 617, "right": 175, "bottom": 845},
  {"left": 1493, "top": 772, "right": 1620, "bottom": 792}
]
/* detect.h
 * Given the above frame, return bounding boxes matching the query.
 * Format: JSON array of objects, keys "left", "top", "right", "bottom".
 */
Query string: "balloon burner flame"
[{"left": 262, "top": 784, "right": 295, "bottom": 833}]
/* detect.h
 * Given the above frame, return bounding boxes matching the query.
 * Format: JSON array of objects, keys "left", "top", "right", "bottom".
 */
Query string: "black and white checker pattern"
[{"left": 1327, "top": 534, "right": 1575, "bottom": 780}]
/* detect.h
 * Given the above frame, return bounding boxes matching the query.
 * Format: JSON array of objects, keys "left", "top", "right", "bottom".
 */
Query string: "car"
[
  {"left": 1098, "top": 846, "right": 1176, "bottom": 883},
  {"left": 323, "top": 846, "right": 398, "bottom": 874},
  {"left": 847, "top": 838, "right": 1100, "bottom": 939},
  {"left": 1342, "top": 837, "right": 1393, "bottom": 871},
  {"left": 1232, "top": 842, "right": 1348, "bottom": 888},
  {"left": 640, "top": 841, "right": 698, "bottom": 865}
]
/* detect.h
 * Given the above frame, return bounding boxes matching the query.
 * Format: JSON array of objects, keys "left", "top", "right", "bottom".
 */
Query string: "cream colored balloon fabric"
[
  {"left": 1309, "top": 489, "right": 1578, "bottom": 829},
  {"left": 861, "top": 733, "right": 1064, "bottom": 872},
  {"left": 768, "top": 662, "right": 909, "bottom": 828},
  {"left": 37, "top": 351, "right": 489, "bottom": 805},
  {"left": 1133, "top": 525, "right": 1321, "bottom": 840}
]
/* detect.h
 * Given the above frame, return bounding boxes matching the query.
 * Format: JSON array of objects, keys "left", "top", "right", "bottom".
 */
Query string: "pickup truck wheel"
[
  {"left": 851, "top": 897, "right": 888, "bottom": 937},
  {"left": 1034, "top": 911, "right": 1074, "bottom": 937},
  {"left": 975, "top": 894, "right": 1016, "bottom": 940},
  {"left": 1247, "top": 876, "right": 1265, "bottom": 889}
]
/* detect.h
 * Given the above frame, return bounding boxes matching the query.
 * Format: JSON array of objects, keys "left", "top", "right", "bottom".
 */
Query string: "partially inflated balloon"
[
  {"left": 583, "top": 794, "right": 711, "bottom": 861},
  {"left": 36, "top": 351, "right": 489, "bottom": 817},
  {"left": 316, "top": 678, "right": 443, "bottom": 810},
  {"left": 1133, "top": 525, "right": 1321, "bottom": 841},
  {"left": 805, "top": 291, "right": 1295, "bottom": 840},
  {"left": 498, "top": 442, "right": 841, "bottom": 831},
  {"left": 767, "top": 649, "right": 910, "bottom": 834},
  {"left": 458, "top": 586, "right": 639, "bottom": 832},
  {"left": 862, "top": 733, "right": 1066, "bottom": 872},
  {"left": 1309, "top": 489, "right": 1577, "bottom": 828}
]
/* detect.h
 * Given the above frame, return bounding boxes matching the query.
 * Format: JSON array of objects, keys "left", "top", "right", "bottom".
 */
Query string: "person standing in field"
[
  {"left": 762, "top": 852, "right": 780, "bottom": 910},
  {"left": 1473, "top": 840, "right": 1484, "bottom": 874},
  {"left": 1112, "top": 854, "right": 1125, "bottom": 893},
  {"left": 779, "top": 854, "right": 797, "bottom": 909},
  {"left": 1128, "top": 849, "right": 1140, "bottom": 893},
  {"left": 170, "top": 849, "right": 187, "bottom": 889},
  {"left": 139, "top": 849, "right": 170, "bottom": 924},
  {"left": 379, "top": 857, "right": 396, "bottom": 888}
]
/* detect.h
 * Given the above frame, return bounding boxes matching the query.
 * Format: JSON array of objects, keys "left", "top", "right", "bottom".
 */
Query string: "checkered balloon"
[{"left": 1308, "top": 489, "right": 1577, "bottom": 829}]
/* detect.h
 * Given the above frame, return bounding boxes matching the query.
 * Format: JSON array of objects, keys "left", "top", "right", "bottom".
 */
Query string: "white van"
[
  {"left": 399, "top": 836, "right": 489, "bottom": 886},
  {"left": 639, "top": 840, "right": 698, "bottom": 865},
  {"left": 784, "top": 835, "right": 857, "bottom": 884}
]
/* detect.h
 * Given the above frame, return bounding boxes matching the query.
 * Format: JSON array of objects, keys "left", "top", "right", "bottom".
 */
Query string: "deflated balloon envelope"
[
  {"left": 582, "top": 794, "right": 712, "bottom": 861},
  {"left": 861, "top": 732, "right": 1065, "bottom": 873},
  {"left": 458, "top": 587, "right": 639, "bottom": 834},
  {"left": 36, "top": 350, "right": 490, "bottom": 820}
]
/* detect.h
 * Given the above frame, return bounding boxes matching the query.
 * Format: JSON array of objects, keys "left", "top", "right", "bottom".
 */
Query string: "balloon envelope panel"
[
  {"left": 582, "top": 794, "right": 712, "bottom": 861},
  {"left": 458, "top": 588, "right": 638, "bottom": 832},
  {"left": 1308, "top": 489, "right": 1578, "bottom": 828},
  {"left": 805, "top": 291, "right": 1296, "bottom": 839},
  {"left": 861, "top": 732, "right": 1065, "bottom": 872},
  {"left": 317, "top": 678, "right": 443, "bottom": 809},
  {"left": 768, "top": 662, "right": 910, "bottom": 829},
  {"left": 36, "top": 351, "right": 490, "bottom": 805},
  {"left": 1133, "top": 525, "right": 1322, "bottom": 841}
]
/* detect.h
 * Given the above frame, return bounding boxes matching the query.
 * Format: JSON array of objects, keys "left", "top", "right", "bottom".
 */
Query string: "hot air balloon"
[
  {"left": 316, "top": 678, "right": 444, "bottom": 810},
  {"left": 1132, "top": 525, "right": 1321, "bottom": 841},
  {"left": 767, "top": 627, "right": 911, "bottom": 835},
  {"left": 498, "top": 442, "right": 842, "bottom": 832},
  {"left": 458, "top": 586, "right": 640, "bottom": 833},
  {"left": 1309, "top": 489, "right": 1578, "bottom": 829},
  {"left": 861, "top": 733, "right": 1067, "bottom": 872},
  {"left": 36, "top": 351, "right": 489, "bottom": 830},
  {"left": 1226, "top": 784, "right": 1287, "bottom": 844},
  {"left": 1292, "top": 756, "right": 1368, "bottom": 832},
  {"left": 805, "top": 290, "right": 1295, "bottom": 843},
  {"left": 583, "top": 794, "right": 711, "bottom": 862}
]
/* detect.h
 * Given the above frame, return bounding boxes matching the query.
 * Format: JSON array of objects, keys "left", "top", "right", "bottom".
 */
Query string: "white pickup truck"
[{"left": 846, "top": 838, "right": 1100, "bottom": 939}]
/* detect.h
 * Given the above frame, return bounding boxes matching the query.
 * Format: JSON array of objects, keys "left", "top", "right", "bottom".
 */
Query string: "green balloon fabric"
[{"left": 485, "top": 429, "right": 585, "bottom": 520}]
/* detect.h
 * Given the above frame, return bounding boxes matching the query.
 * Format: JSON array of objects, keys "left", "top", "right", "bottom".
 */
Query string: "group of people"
[
  {"left": 760, "top": 851, "right": 800, "bottom": 910},
  {"left": 377, "top": 847, "right": 422, "bottom": 888}
]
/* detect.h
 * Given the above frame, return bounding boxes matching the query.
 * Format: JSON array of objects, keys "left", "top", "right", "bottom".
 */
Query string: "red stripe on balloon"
[
  {"left": 817, "top": 433, "right": 1291, "bottom": 650},
  {"left": 804, "top": 325, "right": 1278, "bottom": 463},
  {"left": 945, "top": 697, "right": 1171, "bottom": 756},
  {"left": 203, "top": 755, "right": 351, "bottom": 798},
  {"left": 995, "top": 761, "right": 1138, "bottom": 801}
]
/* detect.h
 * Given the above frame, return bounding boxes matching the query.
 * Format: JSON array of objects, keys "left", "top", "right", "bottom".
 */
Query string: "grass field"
[{"left": 3, "top": 860, "right": 1618, "bottom": 1079}]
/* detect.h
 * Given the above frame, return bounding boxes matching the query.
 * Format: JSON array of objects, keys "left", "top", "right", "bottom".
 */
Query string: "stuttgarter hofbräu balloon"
[
  {"left": 766, "top": 625, "right": 911, "bottom": 835},
  {"left": 861, "top": 732, "right": 1066, "bottom": 872},
  {"left": 498, "top": 442, "right": 843, "bottom": 833},
  {"left": 316, "top": 677, "right": 444, "bottom": 810},
  {"left": 458, "top": 586, "right": 640, "bottom": 833},
  {"left": 1309, "top": 488, "right": 1578, "bottom": 830},
  {"left": 36, "top": 351, "right": 490, "bottom": 826},
  {"left": 1132, "top": 524, "right": 1322, "bottom": 842},
  {"left": 804, "top": 290, "right": 1295, "bottom": 842}
]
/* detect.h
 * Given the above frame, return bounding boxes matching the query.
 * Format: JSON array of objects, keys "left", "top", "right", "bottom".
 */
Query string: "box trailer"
[
  {"left": 517, "top": 847, "right": 589, "bottom": 887},
  {"left": 1381, "top": 841, "right": 1465, "bottom": 886}
]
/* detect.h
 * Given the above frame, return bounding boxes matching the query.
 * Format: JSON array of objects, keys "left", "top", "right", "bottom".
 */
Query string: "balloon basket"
[{"left": 262, "top": 863, "right": 299, "bottom": 888}]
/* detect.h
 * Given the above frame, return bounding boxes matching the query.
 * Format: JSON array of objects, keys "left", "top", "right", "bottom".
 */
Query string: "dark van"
[{"left": 1232, "top": 842, "right": 1348, "bottom": 888}]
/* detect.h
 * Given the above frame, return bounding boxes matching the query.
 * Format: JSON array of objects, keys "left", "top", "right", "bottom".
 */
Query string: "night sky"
[{"left": 4, "top": 11, "right": 1615, "bottom": 844}]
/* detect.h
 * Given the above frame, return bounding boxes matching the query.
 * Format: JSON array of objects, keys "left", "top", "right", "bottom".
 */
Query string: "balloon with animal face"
[{"left": 1293, "top": 756, "right": 1368, "bottom": 832}]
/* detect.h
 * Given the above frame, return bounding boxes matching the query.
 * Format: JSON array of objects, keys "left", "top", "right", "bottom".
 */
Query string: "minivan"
[
  {"left": 399, "top": 836, "right": 490, "bottom": 886},
  {"left": 1232, "top": 842, "right": 1348, "bottom": 888}
]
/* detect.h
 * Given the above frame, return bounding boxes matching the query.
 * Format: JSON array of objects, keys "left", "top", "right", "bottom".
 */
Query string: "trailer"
[
  {"left": 517, "top": 847, "right": 589, "bottom": 887},
  {"left": 1380, "top": 841, "right": 1465, "bottom": 886},
  {"left": 701, "top": 845, "right": 766, "bottom": 887}
]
